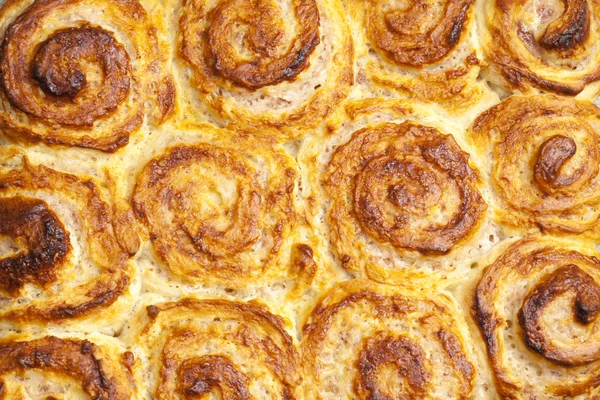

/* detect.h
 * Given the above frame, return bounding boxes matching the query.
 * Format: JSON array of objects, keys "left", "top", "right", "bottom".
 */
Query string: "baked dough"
[
  {"left": 301, "top": 279, "right": 484, "bottom": 399},
  {"left": 123, "top": 296, "right": 301, "bottom": 399},
  {"left": 0, "top": 0, "right": 174, "bottom": 152},
  {"left": 0, "top": 328, "right": 136, "bottom": 399},
  {"left": 129, "top": 124, "right": 317, "bottom": 297},
  {"left": 469, "top": 94, "right": 600, "bottom": 239},
  {"left": 478, "top": 0, "right": 600, "bottom": 98},
  {"left": 1, "top": 0, "right": 600, "bottom": 398},
  {"left": 0, "top": 148, "right": 138, "bottom": 334},
  {"left": 167, "top": 0, "right": 353, "bottom": 136},
  {"left": 473, "top": 236, "right": 600, "bottom": 398},
  {"left": 300, "top": 98, "right": 499, "bottom": 285},
  {"left": 347, "top": 0, "right": 493, "bottom": 113}
]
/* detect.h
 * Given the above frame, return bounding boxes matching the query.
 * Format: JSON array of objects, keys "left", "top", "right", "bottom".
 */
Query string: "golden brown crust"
[
  {"left": 0, "top": 0, "right": 174, "bottom": 152},
  {"left": 132, "top": 139, "right": 299, "bottom": 288},
  {"left": 301, "top": 279, "right": 475, "bottom": 399},
  {"left": 191, "top": 0, "right": 320, "bottom": 90},
  {"left": 286, "top": 243, "right": 318, "bottom": 300},
  {"left": 366, "top": 0, "right": 473, "bottom": 67},
  {"left": 0, "top": 332, "right": 135, "bottom": 399},
  {"left": 136, "top": 298, "right": 301, "bottom": 399},
  {"left": 0, "top": 336, "right": 131, "bottom": 400},
  {"left": 480, "top": 0, "right": 600, "bottom": 97},
  {"left": 518, "top": 264, "right": 600, "bottom": 366},
  {"left": 172, "top": 0, "right": 353, "bottom": 135},
  {"left": 347, "top": 0, "right": 491, "bottom": 111},
  {"left": 0, "top": 197, "right": 70, "bottom": 295},
  {"left": 470, "top": 94, "right": 600, "bottom": 237},
  {"left": 0, "top": 156, "right": 135, "bottom": 322},
  {"left": 324, "top": 117, "right": 486, "bottom": 271},
  {"left": 473, "top": 237, "right": 600, "bottom": 398}
]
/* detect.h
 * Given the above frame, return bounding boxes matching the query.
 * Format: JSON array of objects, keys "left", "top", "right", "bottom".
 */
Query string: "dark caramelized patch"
[
  {"left": 178, "top": 356, "right": 252, "bottom": 399},
  {"left": 539, "top": 0, "right": 590, "bottom": 51},
  {"left": 32, "top": 26, "right": 130, "bottom": 111},
  {"left": 534, "top": 135, "right": 579, "bottom": 193},
  {"left": 199, "top": 0, "right": 320, "bottom": 89},
  {"left": 0, "top": 196, "right": 70, "bottom": 295},
  {"left": 356, "top": 333, "right": 431, "bottom": 399},
  {"left": 519, "top": 264, "right": 600, "bottom": 366},
  {"left": 288, "top": 243, "right": 317, "bottom": 298},
  {"left": 367, "top": 0, "right": 474, "bottom": 67}
]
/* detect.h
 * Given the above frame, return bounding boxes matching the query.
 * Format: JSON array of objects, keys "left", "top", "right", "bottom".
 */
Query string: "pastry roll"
[
  {"left": 0, "top": 149, "right": 138, "bottom": 332},
  {"left": 168, "top": 0, "right": 353, "bottom": 136},
  {"left": 131, "top": 125, "right": 315, "bottom": 294},
  {"left": 127, "top": 297, "right": 301, "bottom": 399},
  {"left": 347, "top": 0, "right": 493, "bottom": 112},
  {"left": 478, "top": 0, "right": 600, "bottom": 98},
  {"left": 0, "top": 330, "right": 137, "bottom": 399},
  {"left": 301, "top": 279, "right": 483, "bottom": 399},
  {"left": 0, "top": 0, "right": 174, "bottom": 151},
  {"left": 473, "top": 236, "right": 600, "bottom": 398},
  {"left": 301, "top": 99, "right": 494, "bottom": 284},
  {"left": 470, "top": 94, "right": 600, "bottom": 239}
]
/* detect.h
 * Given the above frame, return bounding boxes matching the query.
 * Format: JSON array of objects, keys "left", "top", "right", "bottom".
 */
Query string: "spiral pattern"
[
  {"left": 473, "top": 236, "right": 600, "bottom": 398},
  {"left": 364, "top": 0, "right": 473, "bottom": 67},
  {"left": 301, "top": 279, "right": 475, "bottom": 399},
  {"left": 323, "top": 113, "right": 486, "bottom": 278},
  {"left": 346, "top": 0, "right": 488, "bottom": 108},
  {"left": 0, "top": 154, "right": 136, "bottom": 324},
  {"left": 173, "top": 0, "right": 353, "bottom": 134},
  {"left": 470, "top": 94, "right": 600, "bottom": 237},
  {"left": 132, "top": 139, "right": 299, "bottom": 287},
  {"left": 479, "top": 0, "right": 600, "bottom": 97},
  {"left": 0, "top": 333, "right": 134, "bottom": 399},
  {"left": 0, "top": 0, "right": 175, "bottom": 152},
  {"left": 134, "top": 298, "right": 301, "bottom": 399}
]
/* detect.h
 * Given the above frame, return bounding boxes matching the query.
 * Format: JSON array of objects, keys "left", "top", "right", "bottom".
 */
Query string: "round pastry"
[
  {"left": 347, "top": 0, "right": 493, "bottom": 111},
  {"left": 168, "top": 0, "right": 353, "bottom": 136},
  {"left": 0, "top": 330, "right": 136, "bottom": 399},
  {"left": 478, "top": 0, "right": 600, "bottom": 98},
  {"left": 131, "top": 126, "right": 312, "bottom": 292},
  {"left": 301, "top": 279, "right": 480, "bottom": 399},
  {"left": 0, "top": 149, "right": 138, "bottom": 331},
  {"left": 301, "top": 98, "right": 493, "bottom": 284},
  {"left": 473, "top": 236, "right": 600, "bottom": 398},
  {"left": 0, "top": 0, "right": 175, "bottom": 152},
  {"left": 130, "top": 297, "right": 301, "bottom": 399},
  {"left": 470, "top": 94, "right": 600, "bottom": 238}
]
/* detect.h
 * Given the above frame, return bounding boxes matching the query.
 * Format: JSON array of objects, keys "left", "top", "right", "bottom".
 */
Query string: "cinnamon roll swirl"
[
  {"left": 129, "top": 298, "right": 301, "bottom": 399},
  {"left": 131, "top": 129, "right": 307, "bottom": 290},
  {"left": 0, "top": 151, "right": 138, "bottom": 331},
  {"left": 0, "top": 331, "right": 136, "bottom": 399},
  {"left": 478, "top": 0, "right": 600, "bottom": 98},
  {"left": 301, "top": 279, "right": 479, "bottom": 399},
  {"left": 473, "top": 236, "right": 600, "bottom": 398},
  {"left": 169, "top": 0, "right": 353, "bottom": 136},
  {"left": 347, "top": 0, "right": 493, "bottom": 111},
  {"left": 302, "top": 99, "right": 492, "bottom": 283},
  {"left": 0, "top": 0, "right": 175, "bottom": 152},
  {"left": 470, "top": 94, "right": 600, "bottom": 238}
]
